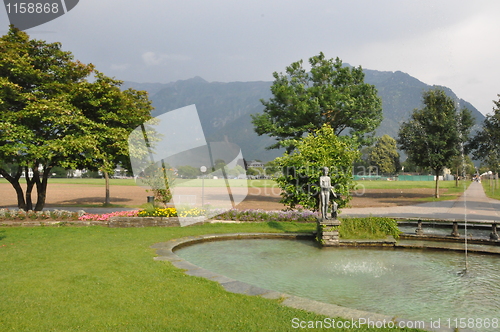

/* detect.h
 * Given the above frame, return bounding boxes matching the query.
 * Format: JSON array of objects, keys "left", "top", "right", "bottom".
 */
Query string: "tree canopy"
[
  {"left": 469, "top": 95, "right": 500, "bottom": 174},
  {"left": 69, "top": 72, "right": 153, "bottom": 204},
  {"left": 274, "top": 124, "right": 360, "bottom": 211},
  {"left": 251, "top": 52, "right": 382, "bottom": 152},
  {"left": 368, "top": 135, "right": 400, "bottom": 175},
  {"left": 397, "top": 89, "right": 474, "bottom": 198},
  {"left": 0, "top": 26, "right": 152, "bottom": 210}
]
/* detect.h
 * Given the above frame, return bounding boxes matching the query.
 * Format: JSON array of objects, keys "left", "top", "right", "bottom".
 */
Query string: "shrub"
[{"left": 338, "top": 216, "right": 400, "bottom": 240}]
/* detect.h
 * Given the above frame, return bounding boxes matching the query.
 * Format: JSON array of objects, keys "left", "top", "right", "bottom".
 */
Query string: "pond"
[{"left": 176, "top": 238, "right": 500, "bottom": 329}]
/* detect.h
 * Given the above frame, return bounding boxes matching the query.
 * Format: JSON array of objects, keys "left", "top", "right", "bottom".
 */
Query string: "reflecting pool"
[{"left": 176, "top": 239, "right": 500, "bottom": 328}]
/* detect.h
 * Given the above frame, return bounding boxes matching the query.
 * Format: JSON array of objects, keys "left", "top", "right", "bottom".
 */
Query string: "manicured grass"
[
  {"left": 357, "top": 180, "right": 468, "bottom": 190},
  {"left": 0, "top": 178, "right": 137, "bottom": 186},
  {"left": 415, "top": 181, "right": 470, "bottom": 202},
  {"left": 0, "top": 223, "right": 423, "bottom": 332},
  {"left": 175, "top": 178, "right": 277, "bottom": 188},
  {"left": 481, "top": 178, "right": 500, "bottom": 200},
  {"left": 357, "top": 180, "right": 470, "bottom": 202},
  {"left": 1, "top": 177, "right": 468, "bottom": 191},
  {"left": 0, "top": 178, "right": 278, "bottom": 188}
]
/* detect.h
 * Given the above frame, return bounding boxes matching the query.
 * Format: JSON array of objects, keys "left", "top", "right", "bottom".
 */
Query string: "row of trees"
[
  {"left": 0, "top": 27, "right": 153, "bottom": 210},
  {"left": 253, "top": 52, "right": 498, "bottom": 208},
  {"left": 3, "top": 32, "right": 498, "bottom": 212}
]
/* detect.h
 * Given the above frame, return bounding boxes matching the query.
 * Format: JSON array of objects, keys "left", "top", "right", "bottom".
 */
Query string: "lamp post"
[{"left": 200, "top": 166, "right": 207, "bottom": 207}]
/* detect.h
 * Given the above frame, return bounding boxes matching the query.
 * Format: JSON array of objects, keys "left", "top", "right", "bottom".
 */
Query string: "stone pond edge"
[{"left": 152, "top": 232, "right": 469, "bottom": 332}]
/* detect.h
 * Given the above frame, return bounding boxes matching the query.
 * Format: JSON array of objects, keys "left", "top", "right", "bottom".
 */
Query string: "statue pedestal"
[{"left": 317, "top": 218, "right": 341, "bottom": 246}]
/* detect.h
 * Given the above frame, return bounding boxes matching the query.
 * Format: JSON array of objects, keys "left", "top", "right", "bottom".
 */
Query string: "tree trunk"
[
  {"left": 25, "top": 166, "right": 35, "bottom": 211},
  {"left": 104, "top": 171, "right": 111, "bottom": 206},
  {"left": 455, "top": 167, "right": 459, "bottom": 187},
  {"left": 0, "top": 166, "right": 26, "bottom": 210},
  {"left": 434, "top": 168, "right": 440, "bottom": 198},
  {"left": 34, "top": 166, "right": 51, "bottom": 211}
]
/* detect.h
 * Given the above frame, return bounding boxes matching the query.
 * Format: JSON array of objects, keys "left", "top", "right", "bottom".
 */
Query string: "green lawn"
[
  {"left": 0, "top": 178, "right": 276, "bottom": 188},
  {"left": 1, "top": 177, "right": 469, "bottom": 191},
  {"left": 0, "top": 177, "right": 137, "bottom": 186},
  {"left": 356, "top": 179, "right": 468, "bottom": 190},
  {"left": 481, "top": 178, "right": 500, "bottom": 200},
  {"left": 0, "top": 223, "right": 423, "bottom": 332},
  {"left": 356, "top": 180, "right": 470, "bottom": 202}
]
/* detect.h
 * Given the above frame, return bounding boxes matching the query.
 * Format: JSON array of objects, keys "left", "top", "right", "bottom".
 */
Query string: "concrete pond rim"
[{"left": 151, "top": 232, "right": 496, "bottom": 332}]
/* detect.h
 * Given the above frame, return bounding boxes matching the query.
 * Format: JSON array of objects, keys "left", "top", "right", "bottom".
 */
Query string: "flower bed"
[
  {"left": 0, "top": 207, "right": 320, "bottom": 227},
  {"left": 79, "top": 210, "right": 139, "bottom": 222},
  {"left": 211, "top": 209, "right": 319, "bottom": 222},
  {"left": 0, "top": 208, "right": 82, "bottom": 221}
]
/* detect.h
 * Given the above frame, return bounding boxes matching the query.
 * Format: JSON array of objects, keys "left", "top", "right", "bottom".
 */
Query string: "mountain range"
[{"left": 122, "top": 69, "right": 485, "bottom": 162}]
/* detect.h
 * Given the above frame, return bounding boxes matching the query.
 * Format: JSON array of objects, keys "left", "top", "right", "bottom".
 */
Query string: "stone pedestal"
[
  {"left": 415, "top": 219, "right": 424, "bottom": 235},
  {"left": 451, "top": 222, "right": 460, "bottom": 237},
  {"left": 317, "top": 218, "right": 341, "bottom": 246},
  {"left": 490, "top": 223, "right": 499, "bottom": 240}
]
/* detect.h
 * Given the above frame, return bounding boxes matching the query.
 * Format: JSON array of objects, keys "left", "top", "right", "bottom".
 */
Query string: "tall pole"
[{"left": 200, "top": 166, "right": 207, "bottom": 207}]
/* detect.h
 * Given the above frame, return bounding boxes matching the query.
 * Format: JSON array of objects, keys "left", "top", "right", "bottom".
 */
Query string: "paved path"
[{"left": 342, "top": 181, "right": 500, "bottom": 223}]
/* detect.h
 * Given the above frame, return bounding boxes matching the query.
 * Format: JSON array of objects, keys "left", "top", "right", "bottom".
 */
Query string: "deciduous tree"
[
  {"left": 0, "top": 26, "right": 152, "bottom": 210},
  {"left": 70, "top": 72, "right": 153, "bottom": 205},
  {"left": 274, "top": 124, "right": 360, "bottom": 211},
  {"left": 368, "top": 135, "right": 400, "bottom": 175},
  {"left": 251, "top": 52, "right": 382, "bottom": 152},
  {"left": 397, "top": 89, "right": 474, "bottom": 198},
  {"left": 469, "top": 95, "right": 500, "bottom": 175}
]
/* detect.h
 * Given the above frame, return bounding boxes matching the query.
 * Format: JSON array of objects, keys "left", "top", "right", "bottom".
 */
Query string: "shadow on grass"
[
  {"left": 0, "top": 230, "right": 6, "bottom": 241},
  {"left": 267, "top": 221, "right": 289, "bottom": 232}
]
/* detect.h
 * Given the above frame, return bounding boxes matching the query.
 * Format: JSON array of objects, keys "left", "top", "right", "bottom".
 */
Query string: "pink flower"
[{"left": 78, "top": 210, "right": 139, "bottom": 222}]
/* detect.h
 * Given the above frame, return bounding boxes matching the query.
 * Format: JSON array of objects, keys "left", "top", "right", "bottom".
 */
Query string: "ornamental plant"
[
  {"left": 78, "top": 210, "right": 139, "bottom": 222},
  {"left": 137, "top": 207, "right": 177, "bottom": 218},
  {"left": 0, "top": 208, "right": 80, "bottom": 221},
  {"left": 338, "top": 217, "right": 400, "bottom": 240},
  {"left": 274, "top": 124, "right": 360, "bottom": 211},
  {"left": 137, "top": 207, "right": 206, "bottom": 218},
  {"left": 212, "top": 209, "right": 319, "bottom": 222}
]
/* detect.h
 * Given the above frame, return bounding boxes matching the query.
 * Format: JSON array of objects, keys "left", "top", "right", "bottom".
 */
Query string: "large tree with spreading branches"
[
  {"left": 251, "top": 52, "right": 382, "bottom": 152},
  {"left": 0, "top": 26, "right": 152, "bottom": 210}
]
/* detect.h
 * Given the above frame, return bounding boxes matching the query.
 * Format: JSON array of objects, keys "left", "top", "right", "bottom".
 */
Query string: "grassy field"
[
  {"left": 357, "top": 179, "right": 470, "bottom": 202},
  {"left": 481, "top": 178, "right": 500, "bottom": 200},
  {"left": 356, "top": 179, "right": 469, "bottom": 190},
  {"left": 0, "top": 177, "right": 137, "bottom": 186},
  {"left": 0, "top": 178, "right": 274, "bottom": 188},
  {"left": 0, "top": 223, "right": 423, "bottom": 332},
  {"left": 1, "top": 177, "right": 471, "bottom": 190}
]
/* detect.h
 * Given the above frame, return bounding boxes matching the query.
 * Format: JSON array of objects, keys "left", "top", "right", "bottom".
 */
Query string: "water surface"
[{"left": 176, "top": 239, "right": 500, "bottom": 327}]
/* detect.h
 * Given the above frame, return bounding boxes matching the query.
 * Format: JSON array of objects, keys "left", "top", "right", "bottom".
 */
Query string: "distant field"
[
  {"left": 357, "top": 180, "right": 470, "bottom": 190},
  {"left": 0, "top": 178, "right": 469, "bottom": 208},
  {"left": 0, "top": 178, "right": 469, "bottom": 190},
  {"left": 0, "top": 178, "right": 136, "bottom": 186}
]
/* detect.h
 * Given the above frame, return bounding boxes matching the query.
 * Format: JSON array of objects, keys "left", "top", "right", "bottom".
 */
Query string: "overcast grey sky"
[{"left": 1, "top": 0, "right": 499, "bottom": 115}]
